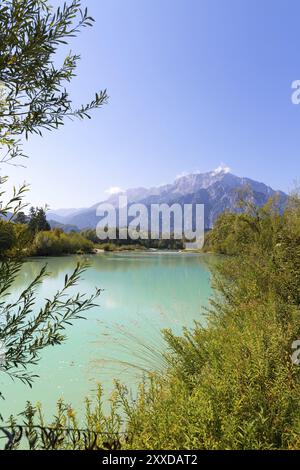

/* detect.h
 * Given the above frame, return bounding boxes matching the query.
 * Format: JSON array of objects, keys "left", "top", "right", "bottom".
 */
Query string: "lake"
[{"left": 1, "top": 252, "right": 214, "bottom": 422}]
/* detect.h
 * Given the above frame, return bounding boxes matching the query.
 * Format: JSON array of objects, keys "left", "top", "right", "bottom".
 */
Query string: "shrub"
[{"left": 32, "top": 230, "right": 94, "bottom": 256}]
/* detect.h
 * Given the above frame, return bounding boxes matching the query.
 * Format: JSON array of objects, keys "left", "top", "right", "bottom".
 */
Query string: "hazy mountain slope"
[
  {"left": 48, "top": 220, "right": 80, "bottom": 233},
  {"left": 47, "top": 208, "right": 85, "bottom": 223}
]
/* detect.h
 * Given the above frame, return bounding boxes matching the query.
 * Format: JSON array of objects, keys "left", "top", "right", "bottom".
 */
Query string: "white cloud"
[
  {"left": 175, "top": 171, "right": 189, "bottom": 180},
  {"left": 105, "top": 186, "right": 124, "bottom": 195},
  {"left": 212, "top": 163, "right": 231, "bottom": 175}
]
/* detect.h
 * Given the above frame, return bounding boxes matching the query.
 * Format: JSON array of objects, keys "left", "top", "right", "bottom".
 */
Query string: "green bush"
[
  {"left": 0, "top": 220, "right": 33, "bottom": 258},
  {"left": 0, "top": 220, "right": 16, "bottom": 255},
  {"left": 31, "top": 229, "right": 94, "bottom": 256}
]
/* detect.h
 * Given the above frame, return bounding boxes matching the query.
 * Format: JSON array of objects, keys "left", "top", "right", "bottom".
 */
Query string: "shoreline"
[{"left": 24, "top": 248, "right": 207, "bottom": 260}]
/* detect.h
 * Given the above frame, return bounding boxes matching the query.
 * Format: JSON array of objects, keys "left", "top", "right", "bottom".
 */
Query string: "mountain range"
[{"left": 47, "top": 168, "right": 288, "bottom": 232}]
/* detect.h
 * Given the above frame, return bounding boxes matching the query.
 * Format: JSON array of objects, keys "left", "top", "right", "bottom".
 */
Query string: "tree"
[
  {"left": 0, "top": 220, "right": 15, "bottom": 253},
  {"left": 0, "top": 0, "right": 108, "bottom": 162},
  {"left": 13, "top": 211, "right": 27, "bottom": 224},
  {"left": 0, "top": 0, "right": 106, "bottom": 400},
  {"left": 28, "top": 206, "right": 50, "bottom": 234}
]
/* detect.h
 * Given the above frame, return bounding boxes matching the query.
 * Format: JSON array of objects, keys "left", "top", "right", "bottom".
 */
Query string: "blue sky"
[{"left": 5, "top": 0, "right": 300, "bottom": 208}]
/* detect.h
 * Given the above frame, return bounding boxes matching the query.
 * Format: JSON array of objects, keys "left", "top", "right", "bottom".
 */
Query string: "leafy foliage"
[
  {"left": 1, "top": 386, "right": 125, "bottom": 450},
  {"left": 0, "top": 0, "right": 104, "bottom": 406},
  {"left": 31, "top": 228, "right": 94, "bottom": 255},
  {"left": 0, "top": 260, "right": 100, "bottom": 388},
  {"left": 0, "top": 0, "right": 108, "bottom": 162},
  {"left": 28, "top": 207, "right": 50, "bottom": 234},
  {"left": 0, "top": 181, "right": 101, "bottom": 411},
  {"left": 81, "top": 228, "right": 184, "bottom": 251},
  {"left": 113, "top": 196, "right": 300, "bottom": 450}
]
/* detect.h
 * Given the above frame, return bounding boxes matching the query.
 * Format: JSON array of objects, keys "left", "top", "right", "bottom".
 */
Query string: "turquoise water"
[{"left": 1, "top": 252, "right": 214, "bottom": 422}]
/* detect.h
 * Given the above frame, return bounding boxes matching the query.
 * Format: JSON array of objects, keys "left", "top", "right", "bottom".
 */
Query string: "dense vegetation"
[
  {"left": 0, "top": 209, "right": 94, "bottom": 258},
  {"left": 82, "top": 228, "right": 184, "bottom": 251},
  {"left": 6, "top": 195, "right": 300, "bottom": 450},
  {"left": 0, "top": 218, "right": 185, "bottom": 258},
  {"left": 32, "top": 229, "right": 94, "bottom": 256}
]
